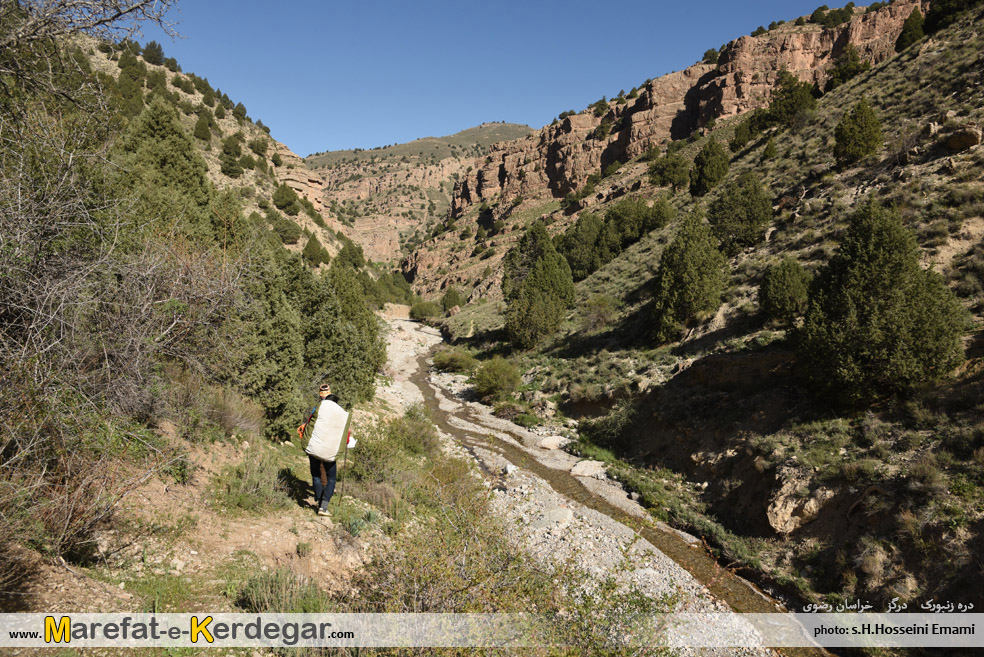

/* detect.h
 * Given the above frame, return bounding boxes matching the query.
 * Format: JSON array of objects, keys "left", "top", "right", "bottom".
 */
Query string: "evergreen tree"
[
  {"left": 708, "top": 172, "right": 773, "bottom": 256},
  {"left": 834, "top": 99, "right": 883, "bottom": 166},
  {"left": 214, "top": 103, "right": 226, "bottom": 119},
  {"left": 301, "top": 234, "right": 330, "bottom": 267},
  {"left": 114, "top": 98, "right": 216, "bottom": 242},
  {"left": 232, "top": 102, "right": 247, "bottom": 122},
  {"left": 762, "top": 137, "right": 777, "bottom": 160},
  {"left": 799, "top": 200, "right": 966, "bottom": 405},
  {"left": 824, "top": 45, "right": 870, "bottom": 92},
  {"left": 895, "top": 9, "right": 925, "bottom": 51},
  {"left": 220, "top": 135, "right": 243, "bottom": 178},
  {"left": 689, "top": 138, "right": 729, "bottom": 197},
  {"left": 193, "top": 113, "right": 211, "bottom": 141},
  {"left": 649, "top": 150, "right": 689, "bottom": 192},
  {"left": 651, "top": 208, "right": 727, "bottom": 342},
  {"left": 503, "top": 223, "right": 575, "bottom": 348},
  {"left": 760, "top": 257, "right": 811, "bottom": 325},
  {"left": 441, "top": 286, "right": 465, "bottom": 312},
  {"left": 558, "top": 212, "right": 603, "bottom": 281},
  {"left": 768, "top": 69, "right": 816, "bottom": 128},
  {"left": 273, "top": 183, "right": 301, "bottom": 216},
  {"left": 142, "top": 40, "right": 164, "bottom": 65}
]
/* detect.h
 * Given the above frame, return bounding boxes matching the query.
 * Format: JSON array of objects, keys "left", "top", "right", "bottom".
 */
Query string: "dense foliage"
[
  {"left": 760, "top": 258, "right": 811, "bottom": 325},
  {"left": 708, "top": 172, "right": 772, "bottom": 256},
  {"left": 896, "top": 9, "right": 925, "bottom": 51},
  {"left": 651, "top": 209, "right": 728, "bottom": 342},
  {"left": 688, "top": 138, "right": 730, "bottom": 197},
  {"left": 503, "top": 222, "right": 575, "bottom": 348},
  {"left": 798, "top": 201, "right": 966, "bottom": 405},
  {"left": 834, "top": 99, "right": 883, "bottom": 165}
]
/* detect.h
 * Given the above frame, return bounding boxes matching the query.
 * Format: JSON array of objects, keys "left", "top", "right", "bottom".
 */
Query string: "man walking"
[{"left": 299, "top": 383, "right": 353, "bottom": 516}]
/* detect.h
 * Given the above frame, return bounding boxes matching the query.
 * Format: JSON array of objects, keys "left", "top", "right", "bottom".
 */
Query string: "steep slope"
[
  {"left": 402, "top": 0, "right": 930, "bottom": 296},
  {"left": 432, "top": 2, "right": 984, "bottom": 614},
  {"left": 304, "top": 123, "right": 534, "bottom": 263}
]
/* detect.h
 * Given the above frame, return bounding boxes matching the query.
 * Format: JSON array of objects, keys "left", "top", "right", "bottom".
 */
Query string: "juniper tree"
[
  {"left": 503, "top": 222, "right": 574, "bottom": 348},
  {"left": 708, "top": 172, "right": 772, "bottom": 256},
  {"left": 760, "top": 257, "right": 811, "bottom": 325},
  {"left": 895, "top": 8, "right": 925, "bottom": 51},
  {"left": 834, "top": 99, "right": 883, "bottom": 166},
  {"left": 651, "top": 208, "right": 728, "bottom": 342},
  {"left": 798, "top": 200, "right": 966, "bottom": 406},
  {"left": 689, "top": 138, "right": 729, "bottom": 197}
]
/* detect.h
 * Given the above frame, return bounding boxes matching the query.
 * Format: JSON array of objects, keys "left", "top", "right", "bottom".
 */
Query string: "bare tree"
[{"left": 0, "top": 0, "right": 177, "bottom": 99}]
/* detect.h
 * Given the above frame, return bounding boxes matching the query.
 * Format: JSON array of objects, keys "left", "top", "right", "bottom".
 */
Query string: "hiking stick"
[{"left": 335, "top": 431, "right": 349, "bottom": 510}]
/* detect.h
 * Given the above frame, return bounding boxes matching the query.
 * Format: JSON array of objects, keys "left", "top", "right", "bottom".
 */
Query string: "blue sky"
[{"left": 140, "top": 1, "right": 830, "bottom": 156}]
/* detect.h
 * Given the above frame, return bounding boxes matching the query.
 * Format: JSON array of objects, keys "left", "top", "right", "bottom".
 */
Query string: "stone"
[
  {"left": 538, "top": 435, "right": 571, "bottom": 450},
  {"left": 530, "top": 507, "right": 573, "bottom": 529},
  {"left": 502, "top": 463, "right": 518, "bottom": 475},
  {"left": 946, "top": 126, "right": 982, "bottom": 151},
  {"left": 570, "top": 460, "right": 606, "bottom": 479},
  {"left": 924, "top": 121, "right": 941, "bottom": 137},
  {"left": 766, "top": 466, "right": 835, "bottom": 534}
]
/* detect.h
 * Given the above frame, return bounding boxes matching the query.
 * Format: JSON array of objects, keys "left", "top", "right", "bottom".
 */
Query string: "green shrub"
[
  {"left": 834, "top": 99, "right": 883, "bottom": 166},
  {"left": 216, "top": 453, "right": 290, "bottom": 512},
  {"left": 798, "top": 200, "right": 967, "bottom": 406},
  {"left": 649, "top": 150, "right": 690, "bottom": 192},
  {"left": 432, "top": 347, "right": 479, "bottom": 373},
  {"left": 237, "top": 568, "right": 331, "bottom": 613},
  {"left": 708, "top": 172, "right": 772, "bottom": 256},
  {"left": 760, "top": 257, "right": 811, "bottom": 325},
  {"left": 141, "top": 40, "right": 164, "bottom": 66},
  {"left": 689, "top": 138, "right": 729, "bottom": 197},
  {"left": 409, "top": 300, "right": 442, "bottom": 320},
  {"left": 824, "top": 45, "right": 870, "bottom": 92},
  {"left": 503, "top": 222, "right": 574, "bottom": 348},
  {"left": 703, "top": 48, "right": 719, "bottom": 64},
  {"left": 896, "top": 9, "right": 925, "bottom": 51},
  {"left": 248, "top": 137, "right": 268, "bottom": 156},
  {"left": 925, "top": 0, "right": 982, "bottom": 34},
  {"left": 473, "top": 356, "right": 521, "bottom": 401},
  {"left": 768, "top": 69, "right": 816, "bottom": 128},
  {"left": 652, "top": 208, "right": 727, "bottom": 342},
  {"left": 558, "top": 212, "right": 603, "bottom": 281},
  {"left": 440, "top": 286, "right": 465, "bottom": 312},
  {"left": 301, "top": 234, "right": 330, "bottom": 267},
  {"left": 193, "top": 114, "right": 210, "bottom": 141},
  {"left": 272, "top": 183, "right": 301, "bottom": 216}
]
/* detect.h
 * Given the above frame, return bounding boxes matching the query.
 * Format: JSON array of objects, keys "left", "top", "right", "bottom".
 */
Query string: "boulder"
[
  {"left": 766, "top": 466, "right": 835, "bottom": 534},
  {"left": 946, "top": 126, "right": 982, "bottom": 151},
  {"left": 570, "top": 460, "right": 606, "bottom": 479},
  {"left": 538, "top": 435, "right": 571, "bottom": 450},
  {"left": 530, "top": 507, "right": 573, "bottom": 529}
]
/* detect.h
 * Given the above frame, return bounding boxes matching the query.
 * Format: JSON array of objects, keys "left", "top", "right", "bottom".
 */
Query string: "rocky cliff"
[{"left": 450, "top": 0, "right": 930, "bottom": 215}]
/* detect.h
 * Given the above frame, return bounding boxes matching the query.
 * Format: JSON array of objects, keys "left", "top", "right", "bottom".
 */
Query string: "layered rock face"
[{"left": 450, "top": 0, "right": 929, "bottom": 217}]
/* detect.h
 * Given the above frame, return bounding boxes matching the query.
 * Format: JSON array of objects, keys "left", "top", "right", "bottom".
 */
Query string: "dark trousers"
[{"left": 308, "top": 454, "right": 337, "bottom": 510}]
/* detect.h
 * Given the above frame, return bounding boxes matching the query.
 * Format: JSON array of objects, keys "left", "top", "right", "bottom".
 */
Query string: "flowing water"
[{"left": 411, "top": 347, "right": 831, "bottom": 657}]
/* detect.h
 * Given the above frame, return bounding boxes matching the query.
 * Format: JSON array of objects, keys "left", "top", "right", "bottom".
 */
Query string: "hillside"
[
  {"left": 401, "top": 0, "right": 931, "bottom": 297},
  {"left": 425, "top": 0, "right": 984, "bottom": 618},
  {"left": 304, "top": 123, "right": 534, "bottom": 263}
]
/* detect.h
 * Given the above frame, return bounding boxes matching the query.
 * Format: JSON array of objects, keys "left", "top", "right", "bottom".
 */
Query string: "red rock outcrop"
[{"left": 449, "top": 0, "right": 930, "bottom": 217}]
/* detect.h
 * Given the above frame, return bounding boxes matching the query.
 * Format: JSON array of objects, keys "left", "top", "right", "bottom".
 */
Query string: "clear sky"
[{"left": 139, "top": 1, "right": 831, "bottom": 156}]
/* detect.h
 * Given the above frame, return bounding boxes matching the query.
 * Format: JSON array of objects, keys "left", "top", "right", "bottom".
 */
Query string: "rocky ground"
[{"left": 384, "top": 317, "right": 780, "bottom": 656}]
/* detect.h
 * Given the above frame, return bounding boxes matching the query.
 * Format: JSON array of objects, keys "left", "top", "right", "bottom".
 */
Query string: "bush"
[
  {"left": 216, "top": 453, "right": 290, "bottom": 512},
  {"left": 708, "top": 172, "right": 772, "bottom": 256},
  {"left": 237, "top": 568, "right": 331, "bottom": 613},
  {"left": 558, "top": 212, "right": 603, "bottom": 281},
  {"left": 193, "top": 114, "right": 210, "bottom": 141},
  {"left": 824, "top": 45, "right": 870, "bottom": 92},
  {"left": 703, "top": 48, "right": 719, "bottom": 64},
  {"left": 768, "top": 69, "right": 816, "bottom": 128},
  {"left": 272, "top": 183, "right": 301, "bottom": 216},
  {"left": 834, "top": 99, "right": 883, "bottom": 166},
  {"left": 503, "top": 223, "right": 575, "bottom": 348},
  {"left": 651, "top": 208, "right": 728, "bottom": 342},
  {"left": 142, "top": 40, "right": 164, "bottom": 66},
  {"left": 760, "top": 257, "right": 811, "bottom": 325},
  {"left": 440, "top": 286, "right": 464, "bottom": 312},
  {"left": 798, "top": 200, "right": 967, "bottom": 406},
  {"left": 248, "top": 137, "right": 268, "bottom": 156},
  {"left": 301, "top": 234, "right": 330, "bottom": 267},
  {"left": 925, "top": 0, "right": 982, "bottom": 34},
  {"left": 432, "top": 347, "right": 478, "bottom": 373},
  {"left": 473, "top": 356, "right": 520, "bottom": 401},
  {"left": 689, "top": 138, "right": 729, "bottom": 197},
  {"left": 410, "top": 300, "right": 442, "bottom": 320},
  {"left": 649, "top": 150, "right": 690, "bottom": 192},
  {"left": 895, "top": 9, "right": 924, "bottom": 51}
]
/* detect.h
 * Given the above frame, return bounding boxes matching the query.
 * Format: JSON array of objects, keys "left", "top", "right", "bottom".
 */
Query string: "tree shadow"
[{"left": 278, "top": 467, "right": 312, "bottom": 509}]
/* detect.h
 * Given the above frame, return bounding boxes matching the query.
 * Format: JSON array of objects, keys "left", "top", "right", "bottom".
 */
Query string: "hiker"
[{"left": 298, "top": 383, "right": 355, "bottom": 516}]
